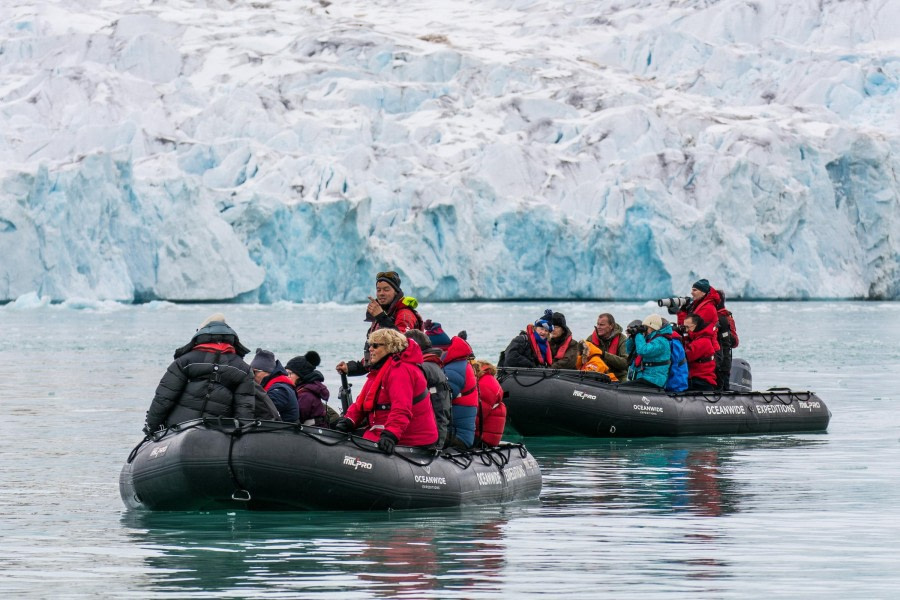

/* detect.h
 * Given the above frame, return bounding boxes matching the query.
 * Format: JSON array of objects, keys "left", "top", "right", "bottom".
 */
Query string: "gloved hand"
[
  {"left": 378, "top": 431, "right": 398, "bottom": 454},
  {"left": 333, "top": 417, "right": 354, "bottom": 432},
  {"left": 142, "top": 423, "right": 155, "bottom": 436}
]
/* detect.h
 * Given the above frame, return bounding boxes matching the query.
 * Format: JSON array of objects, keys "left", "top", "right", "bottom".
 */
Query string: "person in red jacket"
[
  {"left": 683, "top": 314, "right": 718, "bottom": 391},
  {"left": 333, "top": 328, "right": 437, "bottom": 453},
  {"left": 336, "top": 270, "right": 424, "bottom": 377},
  {"left": 678, "top": 279, "right": 721, "bottom": 335},
  {"left": 471, "top": 360, "right": 506, "bottom": 447}
]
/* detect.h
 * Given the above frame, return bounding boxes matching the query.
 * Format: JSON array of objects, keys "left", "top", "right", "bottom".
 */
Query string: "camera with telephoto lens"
[{"left": 657, "top": 296, "right": 691, "bottom": 309}]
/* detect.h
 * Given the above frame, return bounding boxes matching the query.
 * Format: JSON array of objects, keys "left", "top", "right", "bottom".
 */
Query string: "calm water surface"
[{"left": 1, "top": 300, "right": 898, "bottom": 598}]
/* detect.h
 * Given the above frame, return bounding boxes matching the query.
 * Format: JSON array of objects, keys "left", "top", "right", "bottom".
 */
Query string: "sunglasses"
[
  {"left": 369, "top": 343, "right": 384, "bottom": 349},
  {"left": 376, "top": 271, "right": 398, "bottom": 280}
]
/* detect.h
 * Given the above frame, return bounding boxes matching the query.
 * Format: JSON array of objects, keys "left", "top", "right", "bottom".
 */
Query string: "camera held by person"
[
  {"left": 656, "top": 296, "right": 691, "bottom": 314},
  {"left": 625, "top": 319, "right": 646, "bottom": 337}
]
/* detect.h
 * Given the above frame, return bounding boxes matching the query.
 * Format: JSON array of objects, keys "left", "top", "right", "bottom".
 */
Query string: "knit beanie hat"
[
  {"left": 424, "top": 319, "right": 452, "bottom": 349},
  {"left": 376, "top": 271, "right": 403, "bottom": 294},
  {"left": 250, "top": 348, "right": 277, "bottom": 373},
  {"left": 285, "top": 351, "right": 321, "bottom": 379},
  {"left": 534, "top": 308, "right": 554, "bottom": 332},
  {"left": 551, "top": 312, "right": 567, "bottom": 329},
  {"left": 692, "top": 279, "right": 711, "bottom": 294}
]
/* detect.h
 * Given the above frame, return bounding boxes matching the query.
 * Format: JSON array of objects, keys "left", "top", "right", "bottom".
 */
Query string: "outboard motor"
[{"left": 729, "top": 358, "right": 752, "bottom": 392}]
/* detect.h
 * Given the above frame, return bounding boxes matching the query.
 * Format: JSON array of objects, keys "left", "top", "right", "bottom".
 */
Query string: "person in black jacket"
[
  {"left": 143, "top": 313, "right": 256, "bottom": 434},
  {"left": 500, "top": 310, "right": 555, "bottom": 368},
  {"left": 250, "top": 348, "right": 299, "bottom": 423}
]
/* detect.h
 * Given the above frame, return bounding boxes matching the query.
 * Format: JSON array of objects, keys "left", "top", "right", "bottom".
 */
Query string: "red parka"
[
  {"left": 684, "top": 325, "right": 718, "bottom": 386},
  {"left": 475, "top": 371, "right": 506, "bottom": 446},
  {"left": 344, "top": 341, "right": 438, "bottom": 447},
  {"left": 678, "top": 287, "right": 722, "bottom": 352}
]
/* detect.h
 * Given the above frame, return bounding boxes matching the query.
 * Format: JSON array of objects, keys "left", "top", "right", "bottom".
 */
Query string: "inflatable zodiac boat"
[
  {"left": 499, "top": 360, "right": 830, "bottom": 437},
  {"left": 119, "top": 418, "right": 542, "bottom": 511}
]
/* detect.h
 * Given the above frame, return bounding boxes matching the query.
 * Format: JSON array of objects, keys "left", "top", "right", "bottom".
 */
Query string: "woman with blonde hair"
[{"left": 333, "top": 329, "right": 437, "bottom": 453}]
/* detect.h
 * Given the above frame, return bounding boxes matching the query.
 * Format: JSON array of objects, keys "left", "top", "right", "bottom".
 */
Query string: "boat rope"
[{"left": 222, "top": 417, "right": 258, "bottom": 502}]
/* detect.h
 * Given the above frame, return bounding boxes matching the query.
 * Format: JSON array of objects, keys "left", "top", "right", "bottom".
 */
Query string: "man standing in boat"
[{"left": 336, "top": 270, "right": 424, "bottom": 377}]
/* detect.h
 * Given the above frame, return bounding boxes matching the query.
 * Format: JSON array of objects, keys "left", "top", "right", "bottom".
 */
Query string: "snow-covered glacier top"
[{"left": 1, "top": 0, "right": 898, "bottom": 302}]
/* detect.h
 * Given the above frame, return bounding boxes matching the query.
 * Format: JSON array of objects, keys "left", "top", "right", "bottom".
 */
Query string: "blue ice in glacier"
[{"left": 0, "top": 0, "right": 897, "bottom": 303}]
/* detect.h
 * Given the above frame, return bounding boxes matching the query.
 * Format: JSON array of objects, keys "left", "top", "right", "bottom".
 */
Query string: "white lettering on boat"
[
  {"left": 705, "top": 405, "right": 746, "bottom": 415},
  {"left": 504, "top": 465, "right": 527, "bottom": 483},
  {"left": 633, "top": 404, "right": 663, "bottom": 414},
  {"left": 414, "top": 475, "right": 447, "bottom": 485},
  {"left": 755, "top": 404, "right": 797, "bottom": 414},
  {"left": 573, "top": 390, "right": 597, "bottom": 400},
  {"left": 149, "top": 445, "right": 168, "bottom": 459},
  {"left": 797, "top": 400, "right": 821, "bottom": 410},
  {"left": 477, "top": 471, "right": 503, "bottom": 486},
  {"left": 343, "top": 456, "right": 373, "bottom": 470}
]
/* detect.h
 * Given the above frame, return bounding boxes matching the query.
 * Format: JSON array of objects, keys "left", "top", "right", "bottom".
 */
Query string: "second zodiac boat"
[{"left": 499, "top": 361, "right": 831, "bottom": 438}]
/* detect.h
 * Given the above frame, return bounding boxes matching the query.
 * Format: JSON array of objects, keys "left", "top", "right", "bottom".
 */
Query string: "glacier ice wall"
[{"left": 0, "top": 0, "right": 898, "bottom": 302}]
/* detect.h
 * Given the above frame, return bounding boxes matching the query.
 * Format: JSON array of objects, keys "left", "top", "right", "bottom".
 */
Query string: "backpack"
[
  {"left": 664, "top": 336, "right": 689, "bottom": 393},
  {"left": 418, "top": 362, "right": 452, "bottom": 449},
  {"left": 717, "top": 309, "right": 739, "bottom": 350}
]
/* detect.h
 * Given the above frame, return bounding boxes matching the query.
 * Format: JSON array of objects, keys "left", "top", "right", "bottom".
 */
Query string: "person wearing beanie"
[
  {"left": 143, "top": 313, "right": 256, "bottom": 434},
  {"left": 285, "top": 351, "right": 330, "bottom": 426},
  {"left": 675, "top": 279, "right": 722, "bottom": 386},
  {"left": 424, "top": 319, "right": 452, "bottom": 350},
  {"left": 499, "top": 309, "right": 555, "bottom": 368},
  {"left": 250, "top": 348, "right": 299, "bottom": 423},
  {"left": 548, "top": 311, "right": 578, "bottom": 369},
  {"left": 621, "top": 313, "right": 675, "bottom": 390},
  {"left": 336, "top": 270, "right": 424, "bottom": 378}
]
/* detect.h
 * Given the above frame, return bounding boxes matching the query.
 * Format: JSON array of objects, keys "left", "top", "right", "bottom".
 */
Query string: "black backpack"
[{"left": 419, "top": 362, "right": 452, "bottom": 449}]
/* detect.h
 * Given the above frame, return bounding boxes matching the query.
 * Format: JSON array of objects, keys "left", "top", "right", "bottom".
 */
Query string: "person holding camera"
[
  {"left": 682, "top": 314, "right": 718, "bottom": 391},
  {"left": 622, "top": 314, "right": 673, "bottom": 389},
  {"left": 336, "top": 270, "right": 424, "bottom": 377},
  {"left": 676, "top": 279, "right": 721, "bottom": 331}
]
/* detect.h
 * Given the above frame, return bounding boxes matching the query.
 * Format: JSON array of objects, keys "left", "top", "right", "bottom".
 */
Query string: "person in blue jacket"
[{"left": 623, "top": 314, "right": 672, "bottom": 389}]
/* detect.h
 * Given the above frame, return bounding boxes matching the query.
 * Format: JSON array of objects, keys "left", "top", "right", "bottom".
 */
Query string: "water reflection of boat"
[
  {"left": 531, "top": 436, "right": 826, "bottom": 517},
  {"left": 500, "top": 368, "right": 831, "bottom": 437},
  {"left": 119, "top": 419, "right": 542, "bottom": 511},
  {"left": 121, "top": 506, "right": 515, "bottom": 598}
]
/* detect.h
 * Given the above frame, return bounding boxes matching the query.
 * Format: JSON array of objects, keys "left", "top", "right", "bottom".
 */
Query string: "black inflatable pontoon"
[
  {"left": 499, "top": 363, "right": 831, "bottom": 438},
  {"left": 119, "top": 419, "right": 542, "bottom": 511}
]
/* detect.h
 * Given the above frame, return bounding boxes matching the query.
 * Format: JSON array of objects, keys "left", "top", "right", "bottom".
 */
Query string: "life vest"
[
  {"left": 590, "top": 330, "right": 621, "bottom": 356},
  {"left": 263, "top": 374, "right": 294, "bottom": 392},
  {"left": 526, "top": 324, "right": 554, "bottom": 366},
  {"left": 475, "top": 374, "right": 506, "bottom": 446},
  {"left": 554, "top": 334, "right": 573, "bottom": 360},
  {"left": 357, "top": 356, "right": 428, "bottom": 413}
]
